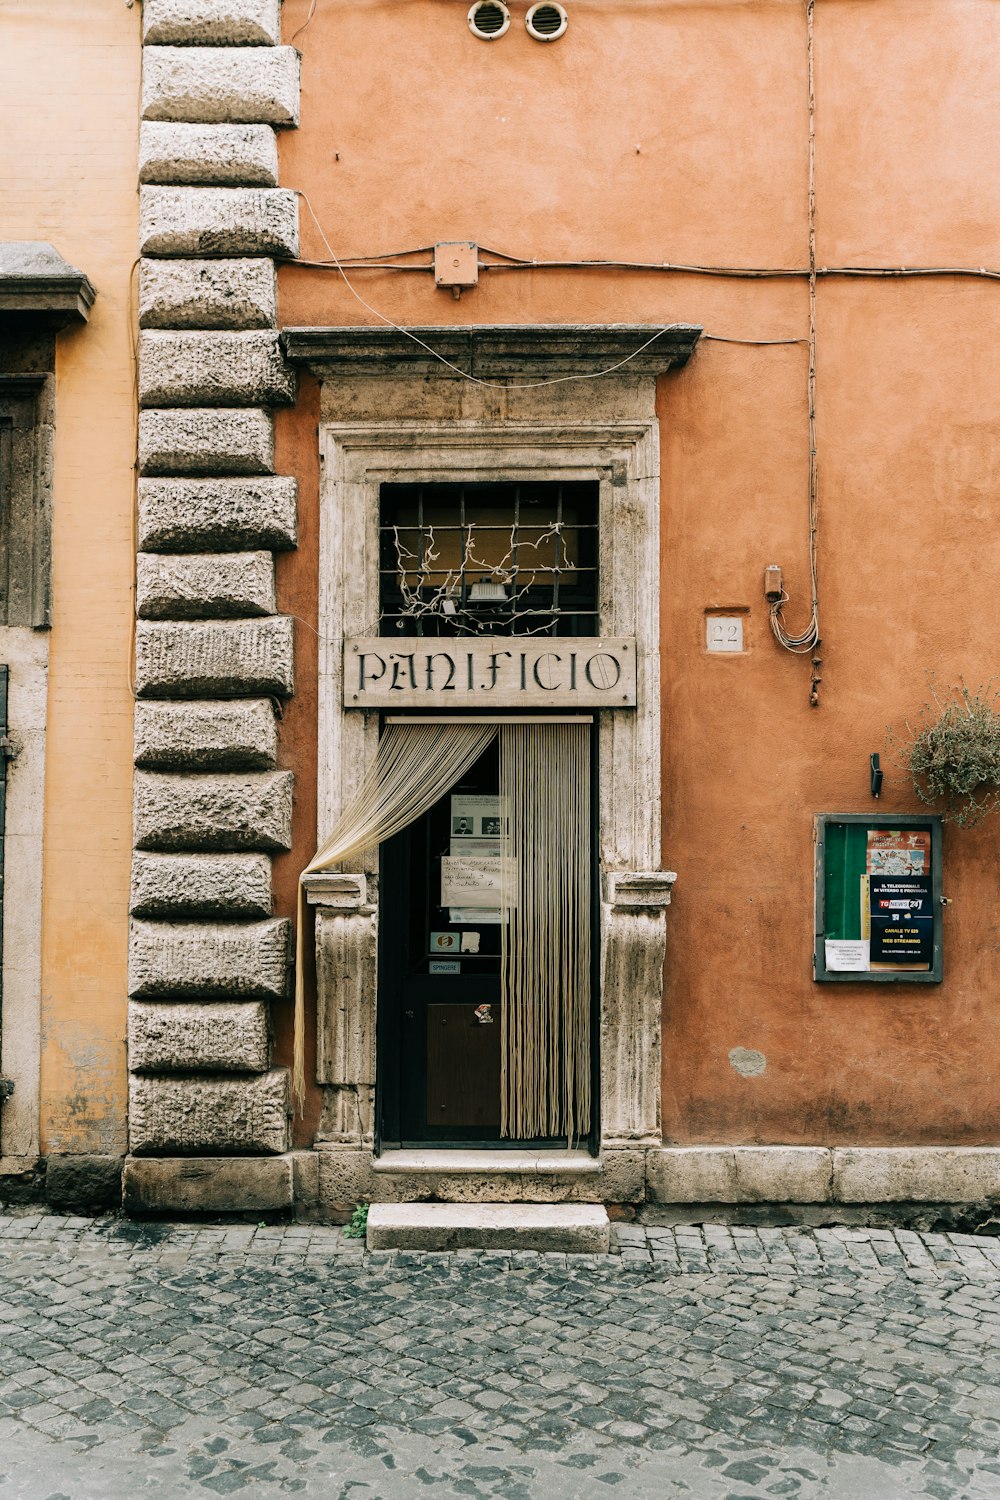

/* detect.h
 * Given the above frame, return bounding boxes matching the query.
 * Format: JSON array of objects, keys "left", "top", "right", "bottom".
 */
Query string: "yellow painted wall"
[{"left": 1, "top": 2, "right": 139, "bottom": 1154}]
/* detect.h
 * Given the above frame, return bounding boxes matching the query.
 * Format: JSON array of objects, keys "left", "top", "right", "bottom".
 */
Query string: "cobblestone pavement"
[{"left": 1, "top": 1214, "right": 1000, "bottom": 1498}]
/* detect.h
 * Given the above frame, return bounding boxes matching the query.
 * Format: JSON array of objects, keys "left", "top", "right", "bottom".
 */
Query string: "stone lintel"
[
  {"left": 142, "top": 47, "right": 300, "bottom": 127},
  {"left": 123, "top": 1155, "right": 294, "bottom": 1215},
  {"left": 129, "top": 1070, "right": 290, "bottom": 1155},
  {"left": 134, "top": 698, "right": 278, "bottom": 771},
  {"left": 142, "top": 0, "right": 283, "bottom": 46},
  {"left": 137, "top": 552, "right": 277, "bottom": 619},
  {"left": 139, "top": 122, "right": 279, "bottom": 186},
  {"left": 283, "top": 324, "right": 704, "bottom": 378},
  {"left": 129, "top": 1000, "right": 270, "bottom": 1072},
  {"left": 139, "top": 259, "right": 277, "bottom": 330},
  {"left": 140, "top": 187, "right": 299, "bottom": 259},
  {"left": 131, "top": 851, "right": 273, "bottom": 918},
  {"left": 135, "top": 616, "right": 293, "bottom": 697},
  {"left": 134, "top": 770, "right": 294, "bottom": 852}
]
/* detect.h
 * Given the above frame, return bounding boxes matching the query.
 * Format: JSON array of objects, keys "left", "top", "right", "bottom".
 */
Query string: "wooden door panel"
[{"left": 426, "top": 1003, "right": 501, "bottom": 1129}]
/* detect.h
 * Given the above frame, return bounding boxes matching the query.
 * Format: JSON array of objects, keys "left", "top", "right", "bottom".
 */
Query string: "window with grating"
[{"left": 379, "top": 481, "right": 599, "bottom": 638}]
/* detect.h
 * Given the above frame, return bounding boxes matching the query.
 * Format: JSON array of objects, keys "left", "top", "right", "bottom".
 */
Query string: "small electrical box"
[
  {"left": 706, "top": 616, "right": 744, "bottom": 653},
  {"left": 434, "top": 242, "right": 479, "bottom": 291}
]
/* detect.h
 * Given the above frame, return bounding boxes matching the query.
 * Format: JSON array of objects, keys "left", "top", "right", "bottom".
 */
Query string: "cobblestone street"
[{"left": 1, "top": 1213, "right": 1000, "bottom": 1498}]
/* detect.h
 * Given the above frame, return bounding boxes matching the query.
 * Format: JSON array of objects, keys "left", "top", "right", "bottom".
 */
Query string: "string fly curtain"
[
  {"left": 294, "top": 719, "right": 592, "bottom": 1143},
  {"left": 500, "top": 722, "right": 591, "bottom": 1144}
]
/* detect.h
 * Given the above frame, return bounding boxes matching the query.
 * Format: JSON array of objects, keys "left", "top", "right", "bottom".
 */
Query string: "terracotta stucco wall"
[
  {"left": 2, "top": 2, "right": 139, "bottom": 1155},
  {"left": 276, "top": 0, "right": 1000, "bottom": 1145}
]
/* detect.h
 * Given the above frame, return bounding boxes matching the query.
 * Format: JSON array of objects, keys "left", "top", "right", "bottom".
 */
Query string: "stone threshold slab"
[
  {"left": 366, "top": 1202, "right": 610, "bottom": 1253},
  {"left": 370, "top": 1149, "right": 600, "bottom": 1176}
]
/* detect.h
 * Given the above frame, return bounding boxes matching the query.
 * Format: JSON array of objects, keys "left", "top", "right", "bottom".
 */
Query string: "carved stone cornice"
[
  {"left": 282, "top": 323, "right": 702, "bottom": 379},
  {"left": 0, "top": 242, "right": 95, "bottom": 328}
]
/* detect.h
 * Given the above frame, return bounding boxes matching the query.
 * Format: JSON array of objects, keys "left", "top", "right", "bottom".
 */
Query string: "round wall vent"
[
  {"left": 526, "top": 2, "right": 568, "bottom": 41},
  {"left": 468, "top": 1, "right": 510, "bottom": 40}
]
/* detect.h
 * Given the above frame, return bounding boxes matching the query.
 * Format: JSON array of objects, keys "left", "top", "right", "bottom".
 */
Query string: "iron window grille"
[{"left": 379, "top": 481, "right": 599, "bottom": 637}]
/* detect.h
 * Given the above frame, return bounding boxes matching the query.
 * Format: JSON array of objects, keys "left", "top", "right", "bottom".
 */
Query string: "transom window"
[{"left": 379, "top": 481, "right": 599, "bottom": 637}]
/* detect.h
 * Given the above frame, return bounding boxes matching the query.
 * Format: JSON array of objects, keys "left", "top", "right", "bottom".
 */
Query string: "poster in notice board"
[{"left": 819, "top": 819, "right": 940, "bottom": 980}]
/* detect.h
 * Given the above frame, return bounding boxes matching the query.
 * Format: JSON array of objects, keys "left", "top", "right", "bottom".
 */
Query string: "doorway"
[{"left": 377, "top": 724, "right": 596, "bottom": 1149}]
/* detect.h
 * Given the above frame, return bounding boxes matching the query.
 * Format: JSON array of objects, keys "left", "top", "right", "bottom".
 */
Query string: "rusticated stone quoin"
[
  {"left": 140, "top": 186, "right": 299, "bottom": 259},
  {"left": 142, "top": 48, "right": 300, "bottom": 128},
  {"left": 143, "top": 0, "right": 283, "bottom": 47},
  {"left": 139, "top": 122, "right": 279, "bottom": 186},
  {"left": 139, "top": 331, "right": 295, "bottom": 408},
  {"left": 134, "top": 770, "right": 293, "bottom": 851},
  {"left": 131, "top": 851, "right": 273, "bottom": 918},
  {"left": 123, "top": 1156, "right": 293, "bottom": 1215},
  {"left": 138, "top": 259, "right": 277, "bottom": 330},
  {"left": 138, "top": 476, "right": 296, "bottom": 551},
  {"left": 129, "top": 918, "right": 291, "bottom": 1000},
  {"left": 134, "top": 698, "right": 278, "bottom": 771},
  {"left": 129, "top": 1000, "right": 270, "bottom": 1073},
  {"left": 135, "top": 616, "right": 293, "bottom": 697},
  {"left": 129, "top": 1070, "right": 290, "bottom": 1155},
  {"left": 137, "top": 551, "right": 277, "bottom": 619},
  {"left": 139, "top": 407, "right": 274, "bottom": 476}
]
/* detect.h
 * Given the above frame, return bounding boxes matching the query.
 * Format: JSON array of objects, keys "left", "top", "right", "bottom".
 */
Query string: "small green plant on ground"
[
  {"left": 343, "top": 1202, "right": 369, "bottom": 1239},
  {"left": 891, "top": 680, "right": 1000, "bottom": 828}
]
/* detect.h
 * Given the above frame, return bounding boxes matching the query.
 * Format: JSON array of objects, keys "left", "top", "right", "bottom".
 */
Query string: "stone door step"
[{"left": 366, "top": 1202, "right": 610, "bottom": 1253}]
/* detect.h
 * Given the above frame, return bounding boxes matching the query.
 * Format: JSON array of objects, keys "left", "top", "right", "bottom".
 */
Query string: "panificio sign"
[{"left": 344, "top": 637, "right": 637, "bottom": 709}]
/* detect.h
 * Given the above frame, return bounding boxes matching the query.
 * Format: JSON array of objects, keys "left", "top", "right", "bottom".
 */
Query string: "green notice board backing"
[{"left": 814, "top": 815, "right": 943, "bottom": 983}]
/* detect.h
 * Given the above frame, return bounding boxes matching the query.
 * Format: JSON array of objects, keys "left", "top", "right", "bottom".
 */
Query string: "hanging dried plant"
[{"left": 891, "top": 681, "right": 1000, "bottom": 828}]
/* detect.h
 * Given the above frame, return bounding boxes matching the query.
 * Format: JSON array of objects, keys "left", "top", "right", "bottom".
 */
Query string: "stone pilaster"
[{"left": 128, "top": 0, "right": 300, "bottom": 1174}]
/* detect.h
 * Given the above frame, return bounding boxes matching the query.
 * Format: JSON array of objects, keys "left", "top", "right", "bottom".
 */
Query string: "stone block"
[
  {"left": 129, "top": 1069, "right": 290, "bottom": 1155},
  {"left": 290, "top": 1149, "right": 320, "bottom": 1210},
  {"left": 139, "top": 331, "right": 294, "bottom": 409},
  {"left": 646, "top": 1146, "right": 833, "bottom": 1204},
  {"left": 139, "top": 122, "right": 279, "bottom": 186},
  {"left": 131, "top": 851, "right": 273, "bottom": 917},
  {"left": 140, "top": 186, "right": 298, "bottom": 259},
  {"left": 129, "top": 1000, "right": 270, "bottom": 1072},
  {"left": 142, "top": 47, "right": 300, "bottom": 127},
  {"left": 135, "top": 616, "right": 293, "bottom": 697},
  {"left": 366, "top": 1204, "right": 610, "bottom": 1254},
  {"left": 129, "top": 917, "right": 291, "bottom": 999},
  {"left": 139, "top": 258, "right": 277, "bottom": 330},
  {"left": 134, "top": 698, "right": 278, "bottom": 771},
  {"left": 832, "top": 1147, "right": 1000, "bottom": 1204},
  {"left": 138, "top": 476, "right": 297, "bottom": 551},
  {"left": 45, "top": 1155, "right": 124, "bottom": 1213},
  {"left": 134, "top": 770, "right": 293, "bottom": 851},
  {"left": 123, "top": 1155, "right": 294, "bottom": 1216},
  {"left": 137, "top": 552, "right": 276, "bottom": 619},
  {"left": 143, "top": 0, "right": 282, "bottom": 46},
  {"left": 316, "top": 1147, "right": 641, "bottom": 1207},
  {"left": 138, "top": 407, "right": 274, "bottom": 476}
]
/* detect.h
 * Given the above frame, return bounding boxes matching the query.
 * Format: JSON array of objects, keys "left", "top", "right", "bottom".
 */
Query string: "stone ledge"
[
  {"left": 139, "top": 476, "right": 297, "bottom": 551},
  {"left": 135, "top": 616, "right": 293, "bottom": 697},
  {"left": 366, "top": 1204, "right": 610, "bottom": 1254},
  {"left": 140, "top": 187, "right": 298, "bottom": 259},
  {"left": 129, "top": 1070, "right": 290, "bottom": 1155},
  {"left": 142, "top": 47, "right": 300, "bottom": 127},
  {"left": 123, "top": 1155, "right": 294, "bottom": 1216},
  {"left": 139, "top": 259, "right": 277, "bottom": 330},
  {"left": 832, "top": 1148, "right": 1000, "bottom": 1204},
  {"left": 139, "top": 407, "right": 274, "bottom": 476},
  {"left": 134, "top": 770, "right": 294, "bottom": 852},
  {"left": 646, "top": 1147, "right": 833, "bottom": 1205},
  {"left": 134, "top": 698, "right": 278, "bottom": 771},
  {"left": 143, "top": 0, "right": 283, "bottom": 47},
  {"left": 318, "top": 1148, "right": 644, "bottom": 1208},
  {"left": 372, "top": 1150, "right": 600, "bottom": 1176},
  {"left": 129, "top": 1000, "right": 270, "bottom": 1072},
  {"left": 129, "top": 917, "right": 291, "bottom": 1000},
  {"left": 131, "top": 851, "right": 273, "bottom": 918},
  {"left": 139, "top": 122, "right": 279, "bottom": 186},
  {"left": 137, "top": 552, "right": 276, "bottom": 619},
  {"left": 139, "top": 331, "right": 295, "bottom": 409}
]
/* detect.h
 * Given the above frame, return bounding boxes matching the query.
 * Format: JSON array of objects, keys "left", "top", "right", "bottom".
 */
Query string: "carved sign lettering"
[{"left": 344, "top": 637, "right": 637, "bottom": 709}]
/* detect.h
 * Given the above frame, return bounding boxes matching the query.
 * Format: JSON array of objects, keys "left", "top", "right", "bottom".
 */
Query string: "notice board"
[{"left": 814, "top": 815, "right": 942, "bottom": 983}]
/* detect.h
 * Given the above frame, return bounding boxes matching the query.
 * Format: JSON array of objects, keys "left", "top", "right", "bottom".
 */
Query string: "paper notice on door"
[
  {"left": 824, "top": 939, "right": 870, "bottom": 972},
  {"left": 448, "top": 906, "right": 502, "bottom": 925},
  {"left": 441, "top": 855, "right": 516, "bottom": 909},
  {"left": 450, "top": 794, "right": 505, "bottom": 840}
]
